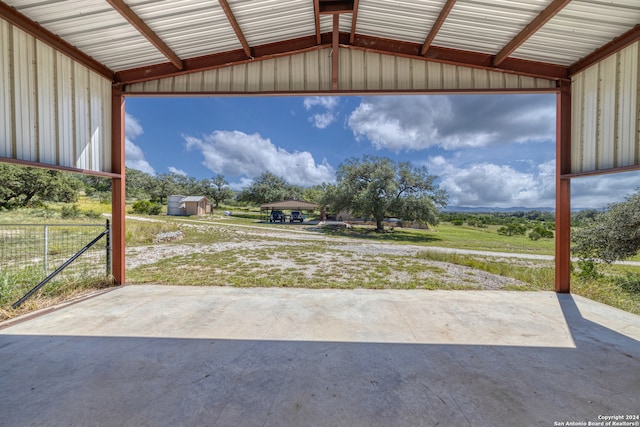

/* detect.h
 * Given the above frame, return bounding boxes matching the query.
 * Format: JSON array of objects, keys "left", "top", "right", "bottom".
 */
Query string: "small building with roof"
[{"left": 168, "top": 195, "right": 212, "bottom": 216}]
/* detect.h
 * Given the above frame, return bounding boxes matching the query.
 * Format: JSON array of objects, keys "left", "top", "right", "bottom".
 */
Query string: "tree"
[
  {"left": 572, "top": 191, "right": 640, "bottom": 263},
  {"left": 236, "top": 172, "right": 303, "bottom": 205},
  {"left": 205, "top": 175, "right": 234, "bottom": 208},
  {"left": 149, "top": 173, "right": 179, "bottom": 205},
  {"left": 125, "top": 168, "right": 156, "bottom": 200},
  {"left": 0, "top": 164, "right": 80, "bottom": 209},
  {"left": 328, "top": 156, "right": 447, "bottom": 231}
]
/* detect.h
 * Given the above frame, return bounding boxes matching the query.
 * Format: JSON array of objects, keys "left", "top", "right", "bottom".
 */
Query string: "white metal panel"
[
  {"left": 0, "top": 20, "right": 112, "bottom": 173},
  {"left": 0, "top": 20, "right": 12, "bottom": 159},
  {"left": 434, "top": 0, "right": 550, "bottom": 55},
  {"left": 514, "top": 0, "right": 640, "bottom": 65},
  {"left": 617, "top": 44, "right": 639, "bottom": 168},
  {"left": 127, "top": 0, "right": 241, "bottom": 59},
  {"left": 598, "top": 57, "right": 617, "bottom": 170},
  {"left": 36, "top": 38, "right": 57, "bottom": 165},
  {"left": 571, "top": 41, "right": 640, "bottom": 174},
  {"left": 125, "top": 47, "right": 556, "bottom": 94},
  {"left": 6, "top": 0, "right": 165, "bottom": 71},
  {"left": 230, "top": 0, "right": 316, "bottom": 47},
  {"left": 355, "top": 0, "right": 443, "bottom": 44},
  {"left": 13, "top": 28, "right": 36, "bottom": 162}
]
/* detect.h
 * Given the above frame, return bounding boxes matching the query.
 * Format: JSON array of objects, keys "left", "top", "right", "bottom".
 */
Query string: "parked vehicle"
[
  {"left": 270, "top": 210, "right": 285, "bottom": 222},
  {"left": 290, "top": 211, "right": 304, "bottom": 223}
]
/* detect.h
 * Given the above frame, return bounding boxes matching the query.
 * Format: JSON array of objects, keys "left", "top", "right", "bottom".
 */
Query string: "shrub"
[
  {"left": 528, "top": 225, "right": 554, "bottom": 240},
  {"left": 130, "top": 200, "right": 162, "bottom": 215},
  {"left": 497, "top": 223, "right": 527, "bottom": 236},
  {"left": 61, "top": 204, "right": 81, "bottom": 218}
]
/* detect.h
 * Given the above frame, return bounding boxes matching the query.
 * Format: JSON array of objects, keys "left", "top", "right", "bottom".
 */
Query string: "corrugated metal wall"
[
  {"left": 0, "top": 19, "right": 112, "bottom": 173},
  {"left": 125, "top": 48, "right": 555, "bottom": 93},
  {"left": 571, "top": 41, "right": 640, "bottom": 174}
]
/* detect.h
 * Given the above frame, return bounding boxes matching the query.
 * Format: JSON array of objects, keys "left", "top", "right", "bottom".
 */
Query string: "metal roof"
[
  {"left": 1, "top": 0, "right": 639, "bottom": 85},
  {"left": 260, "top": 200, "right": 318, "bottom": 211},
  {"left": 181, "top": 196, "right": 210, "bottom": 203}
]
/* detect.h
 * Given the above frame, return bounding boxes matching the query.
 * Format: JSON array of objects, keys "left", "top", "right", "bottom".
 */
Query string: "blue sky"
[{"left": 124, "top": 95, "right": 639, "bottom": 209}]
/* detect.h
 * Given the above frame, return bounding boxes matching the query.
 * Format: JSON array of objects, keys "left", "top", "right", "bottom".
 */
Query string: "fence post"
[
  {"left": 43, "top": 225, "right": 49, "bottom": 274},
  {"left": 106, "top": 219, "right": 111, "bottom": 278}
]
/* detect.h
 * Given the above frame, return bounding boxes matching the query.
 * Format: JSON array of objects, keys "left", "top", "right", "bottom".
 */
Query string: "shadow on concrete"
[{"left": 0, "top": 290, "right": 638, "bottom": 426}]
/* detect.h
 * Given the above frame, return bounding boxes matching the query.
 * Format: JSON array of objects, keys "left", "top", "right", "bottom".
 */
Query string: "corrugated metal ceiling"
[{"left": 1, "top": 0, "right": 639, "bottom": 82}]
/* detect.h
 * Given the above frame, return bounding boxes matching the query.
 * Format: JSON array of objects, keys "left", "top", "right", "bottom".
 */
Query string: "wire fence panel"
[{"left": 0, "top": 221, "right": 110, "bottom": 286}]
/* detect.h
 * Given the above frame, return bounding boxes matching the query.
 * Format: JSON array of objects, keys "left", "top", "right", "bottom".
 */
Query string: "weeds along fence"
[{"left": 0, "top": 221, "right": 111, "bottom": 306}]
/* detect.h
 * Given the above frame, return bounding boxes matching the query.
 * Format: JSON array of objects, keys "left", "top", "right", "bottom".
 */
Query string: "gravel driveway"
[{"left": 125, "top": 218, "right": 548, "bottom": 290}]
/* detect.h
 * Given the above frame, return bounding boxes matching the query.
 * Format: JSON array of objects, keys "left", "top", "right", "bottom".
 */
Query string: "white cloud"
[
  {"left": 304, "top": 96, "right": 339, "bottom": 110},
  {"left": 571, "top": 171, "right": 640, "bottom": 209},
  {"left": 428, "top": 157, "right": 556, "bottom": 208},
  {"left": 348, "top": 95, "right": 555, "bottom": 151},
  {"left": 304, "top": 96, "right": 339, "bottom": 129},
  {"left": 124, "top": 113, "right": 155, "bottom": 175},
  {"left": 168, "top": 166, "right": 187, "bottom": 176},
  {"left": 184, "top": 130, "right": 335, "bottom": 187}
]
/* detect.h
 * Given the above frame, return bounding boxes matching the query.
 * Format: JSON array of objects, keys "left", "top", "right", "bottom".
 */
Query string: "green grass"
[{"left": 323, "top": 222, "right": 555, "bottom": 255}]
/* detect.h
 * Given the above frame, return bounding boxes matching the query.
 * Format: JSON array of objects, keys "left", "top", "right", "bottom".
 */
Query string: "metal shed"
[{"left": 1, "top": 0, "right": 639, "bottom": 292}]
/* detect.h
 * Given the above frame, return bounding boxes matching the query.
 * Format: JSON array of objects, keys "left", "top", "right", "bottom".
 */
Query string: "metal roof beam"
[
  {"left": 493, "top": 0, "right": 571, "bottom": 66},
  {"left": 314, "top": 0, "right": 321, "bottom": 44},
  {"left": 351, "top": 34, "right": 568, "bottom": 81},
  {"left": 106, "top": 0, "right": 184, "bottom": 70},
  {"left": 332, "top": 14, "right": 339, "bottom": 90},
  {"left": 569, "top": 24, "right": 640, "bottom": 76},
  {"left": 116, "top": 32, "right": 569, "bottom": 85},
  {"left": 219, "top": 0, "right": 252, "bottom": 59},
  {"left": 421, "top": 0, "right": 457, "bottom": 56},
  {"left": 318, "top": 0, "right": 354, "bottom": 14},
  {"left": 0, "top": 2, "right": 114, "bottom": 80},
  {"left": 349, "top": 0, "right": 359, "bottom": 44},
  {"left": 116, "top": 35, "right": 323, "bottom": 84}
]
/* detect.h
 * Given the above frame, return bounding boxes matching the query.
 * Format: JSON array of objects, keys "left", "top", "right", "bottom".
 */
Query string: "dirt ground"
[{"left": 126, "top": 220, "right": 548, "bottom": 290}]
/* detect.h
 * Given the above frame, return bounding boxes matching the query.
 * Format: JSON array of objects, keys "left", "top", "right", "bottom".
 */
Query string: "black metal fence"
[{"left": 0, "top": 221, "right": 111, "bottom": 305}]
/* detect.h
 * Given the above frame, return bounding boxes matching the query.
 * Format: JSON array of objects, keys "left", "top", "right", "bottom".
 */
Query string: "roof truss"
[{"left": 2, "top": 0, "right": 638, "bottom": 86}]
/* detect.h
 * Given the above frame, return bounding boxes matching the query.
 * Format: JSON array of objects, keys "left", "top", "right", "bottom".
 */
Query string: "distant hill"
[{"left": 443, "top": 206, "right": 600, "bottom": 213}]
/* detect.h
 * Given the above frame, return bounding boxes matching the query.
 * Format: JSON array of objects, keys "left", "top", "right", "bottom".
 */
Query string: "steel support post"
[
  {"left": 111, "top": 87, "right": 126, "bottom": 285},
  {"left": 555, "top": 81, "right": 571, "bottom": 293}
]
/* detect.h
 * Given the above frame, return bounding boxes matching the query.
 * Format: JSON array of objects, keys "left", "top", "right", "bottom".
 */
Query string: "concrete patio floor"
[{"left": 1, "top": 285, "right": 639, "bottom": 426}]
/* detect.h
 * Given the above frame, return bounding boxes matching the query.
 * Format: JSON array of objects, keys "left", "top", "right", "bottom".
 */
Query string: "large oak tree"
[{"left": 328, "top": 156, "right": 447, "bottom": 231}]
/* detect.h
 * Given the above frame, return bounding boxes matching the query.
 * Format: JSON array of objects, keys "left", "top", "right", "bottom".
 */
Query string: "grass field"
[{"left": 1, "top": 202, "right": 639, "bottom": 319}]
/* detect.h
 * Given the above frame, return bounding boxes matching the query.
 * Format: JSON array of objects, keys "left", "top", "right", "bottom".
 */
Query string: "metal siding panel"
[
  {"left": 74, "top": 63, "right": 90, "bottom": 170},
  {"left": 381, "top": 55, "right": 396, "bottom": 90},
  {"left": 396, "top": 57, "right": 412, "bottom": 90},
  {"left": 275, "top": 57, "right": 290, "bottom": 91},
  {"left": 172, "top": 74, "right": 189, "bottom": 92},
  {"left": 441, "top": 64, "right": 457, "bottom": 89},
  {"left": 203, "top": 69, "right": 218, "bottom": 92},
  {"left": 617, "top": 43, "right": 639, "bottom": 167},
  {"left": 57, "top": 54, "right": 74, "bottom": 168},
  {"left": 290, "top": 56, "right": 305, "bottom": 91},
  {"left": 1, "top": 20, "right": 13, "bottom": 158},
  {"left": 339, "top": 49, "right": 351, "bottom": 91},
  {"left": 318, "top": 47, "right": 332, "bottom": 92},
  {"left": 261, "top": 59, "right": 276, "bottom": 92},
  {"left": 598, "top": 55, "right": 617, "bottom": 170},
  {"left": 472, "top": 69, "right": 489, "bottom": 90},
  {"left": 571, "top": 73, "right": 585, "bottom": 173},
  {"left": 365, "top": 52, "right": 381, "bottom": 91},
  {"left": 488, "top": 72, "right": 505, "bottom": 89},
  {"left": 217, "top": 67, "right": 232, "bottom": 92},
  {"left": 36, "top": 39, "right": 57, "bottom": 165},
  {"left": 582, "top": 66, "right": 599, "bottom": 172},
  {"left": 346, "top": 49, "right": 364, "bottom": 91},
  {"left": 305, "top": 50, "right": 321, "bottom": 91},
  {"left": 426, "top": 62, "right": 443, "bottom": 90},
  {"left": 230, "top": 64, "right": 246, "bottom": 92},
  {"left": 457, "top": 67, "right": 474, "bottom": 90},
  {"left": 13, "top": 29, "right": 37, "bottom": 162},
  {"left": 247, "top": 61, "right": 262, "bottom": 92}
]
